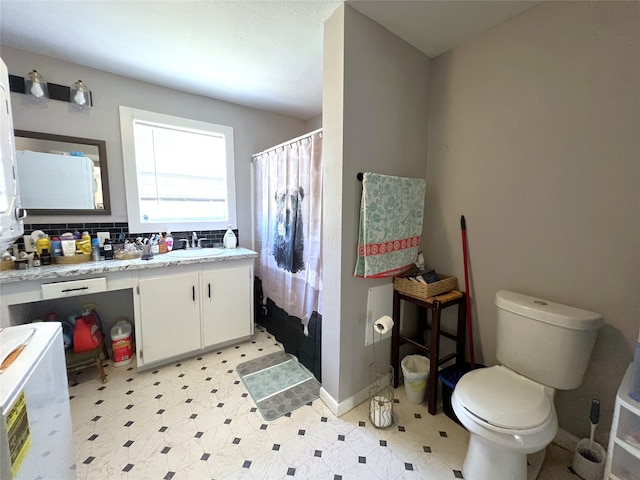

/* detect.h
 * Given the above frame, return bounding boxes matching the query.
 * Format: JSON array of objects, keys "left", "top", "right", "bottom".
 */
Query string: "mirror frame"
[{"left": 14, "top": 130, "right": 111, "bottom": 215}]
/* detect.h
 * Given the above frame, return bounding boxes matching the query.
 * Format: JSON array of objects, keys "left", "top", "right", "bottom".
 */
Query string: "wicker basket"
[
  {"left": 394, "top": 274, "right": 457, "bottom": 301},
  {"left": 0, "top": 260, "right": 15, "bottom": 271},
  {"left": 52, "top": 254, "right": 91, "bottom": 265}
]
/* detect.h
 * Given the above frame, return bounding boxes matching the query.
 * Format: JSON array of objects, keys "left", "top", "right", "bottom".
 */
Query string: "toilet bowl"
[
  {"left": 452, "top": 366, "right": 558, "bottom": 480},
  {"left": 453, "top": 291, "right": 602, "bottom": 480}
]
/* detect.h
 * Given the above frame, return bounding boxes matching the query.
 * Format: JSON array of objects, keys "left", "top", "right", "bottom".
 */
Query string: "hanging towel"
[{"left": 354, "top": 172, "right": 426, "bottom": 278}]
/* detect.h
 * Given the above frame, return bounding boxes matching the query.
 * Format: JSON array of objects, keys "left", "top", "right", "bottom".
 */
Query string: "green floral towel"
[{"left": 354, "top": 173, "right": 426, "bottom": 278}]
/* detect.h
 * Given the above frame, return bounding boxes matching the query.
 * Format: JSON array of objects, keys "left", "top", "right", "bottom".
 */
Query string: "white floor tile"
[{"left": 68, "top": 326, "right": 576, "bottom": 480}]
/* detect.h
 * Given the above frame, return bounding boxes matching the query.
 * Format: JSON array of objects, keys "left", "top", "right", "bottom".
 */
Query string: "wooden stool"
[
  {"left": 391, "top": 289, "right": 467, "bottom": 414},
  {"left": 65, "top": 340, "right": 107, "bottom": 384}
]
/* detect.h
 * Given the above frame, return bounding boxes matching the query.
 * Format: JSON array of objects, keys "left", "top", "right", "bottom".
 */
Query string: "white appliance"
[
  {"left": 0, "top": 57, "right": 26, "bottom": 252},
  {"left": 0, "top": 323, "right": 75, "bottom": 479}
]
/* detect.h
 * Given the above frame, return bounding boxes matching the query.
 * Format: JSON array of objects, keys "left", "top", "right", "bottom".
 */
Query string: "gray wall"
[
  {"left": 425, "top": 1, "right": 640, "bottom": 444},
  {"left": 2, "top": 46, "right": 307, "bottom": 244},
  {"left": 322, "top": 5, "right": 430, "bottom": 405}
]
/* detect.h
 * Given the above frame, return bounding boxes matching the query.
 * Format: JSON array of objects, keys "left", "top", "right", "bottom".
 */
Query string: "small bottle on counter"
[
  {"left": 223, "top": 225, "right": 237, "bottom": 249},
  {"left": 91, "top": 238, "right": 101, "bottom": 261},
  {"left": 33, "top": 252, "right": 41, "bottom": 267},
  {"left": 50, "top": 237, "right": 62, "bottom": 257},
  {"left": 103, "top": 239, "right": 114, "bottom": 260},
  {"left": 158, "top": 234, "right": 167, "bottom": 254},
  {"left": 165, "top": 231, "right": 173, "bottom": 252},
  {"left": 40, "top": 248, "right": 51, "bottom": 265}
]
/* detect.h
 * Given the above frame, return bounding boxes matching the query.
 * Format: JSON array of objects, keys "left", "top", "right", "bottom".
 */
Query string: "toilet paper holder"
[{"left": 369, "top": 318, "right": 395, "bottom": 428}]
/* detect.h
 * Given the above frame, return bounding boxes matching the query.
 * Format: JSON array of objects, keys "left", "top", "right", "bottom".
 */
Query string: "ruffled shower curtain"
[{"left": 253, "top": 130, "right": 323, "bottom": 337}]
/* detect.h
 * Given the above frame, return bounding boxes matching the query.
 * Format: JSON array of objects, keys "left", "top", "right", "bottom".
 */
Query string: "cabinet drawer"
[{"left": 41, "top": 277, "right": 107, "bottom": 299}]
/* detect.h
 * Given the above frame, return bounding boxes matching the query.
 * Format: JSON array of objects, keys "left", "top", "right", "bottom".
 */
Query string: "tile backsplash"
[{"left": 12, "top": 222, "right": 238, "bottom": 251}]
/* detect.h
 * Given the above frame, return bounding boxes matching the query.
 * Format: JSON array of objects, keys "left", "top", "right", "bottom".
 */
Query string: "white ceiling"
[{"left": 0, "top": 1, "right": 537, "bottom": 120}]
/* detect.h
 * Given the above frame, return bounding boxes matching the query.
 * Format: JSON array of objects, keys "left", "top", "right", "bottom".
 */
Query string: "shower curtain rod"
[{"left": 251, "top": 127, "right": 322, "bottom": 160}]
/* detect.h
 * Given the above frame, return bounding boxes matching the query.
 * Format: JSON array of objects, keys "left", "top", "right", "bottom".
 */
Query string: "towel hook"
[{"left": 357, "top": 172, "right": 364, "bottom": 181}]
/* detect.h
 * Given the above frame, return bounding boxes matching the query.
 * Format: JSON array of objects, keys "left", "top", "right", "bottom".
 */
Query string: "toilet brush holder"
[{"left": 572, "top": 438, "right": 605, "bottom": 480}]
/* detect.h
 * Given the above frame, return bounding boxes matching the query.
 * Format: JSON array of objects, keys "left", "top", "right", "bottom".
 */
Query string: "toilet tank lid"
[{"left": 494, "top": 290, "right": 603, "bottom": 331}]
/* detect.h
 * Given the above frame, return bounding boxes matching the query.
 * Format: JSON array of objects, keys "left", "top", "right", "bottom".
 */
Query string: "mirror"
[{"left": 13, "top": 130, "right": 111, "bottom": 215}]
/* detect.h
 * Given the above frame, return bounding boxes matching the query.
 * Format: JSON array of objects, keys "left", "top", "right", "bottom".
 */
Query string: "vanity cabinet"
[
  {"left": 0, "top": 247, "right": 257, "bottom": 372},
  {"left": 604, "top": 363, "right": 640, "bottom": 480},
  {"left": 135, "top": 259, "right": 254, "bottom": 369},
  {"left": 201, "top": 266, "right": 252, "bottom": 348},
  {"left": 138, "top": 271, "right": 201, "bottom": 364}
]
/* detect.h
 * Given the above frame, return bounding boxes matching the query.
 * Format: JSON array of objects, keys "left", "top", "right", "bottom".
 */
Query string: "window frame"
[{"left": 119, "top": 106, "right": 237, "bottom": 234}]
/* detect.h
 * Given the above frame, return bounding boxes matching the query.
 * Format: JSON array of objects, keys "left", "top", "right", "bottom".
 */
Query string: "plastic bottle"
[
  {"left": 158, "top": 234, "right": 167, "bottom": 254},
  {"left": 50, "top": 237, "right": 62, "bottom": 257},
  {"left": 165, "top": 231, "right": 173, "bottom": 252},
  {"left": 103, "top": 238, "right": 114, "bottom": 260},
  {"left": 630, "top": 328, "right": 640, "bottom": 402},
  {"left": 40, "top": 248, "right": 51, "bottom": 265},
  {"left": 111, "top": 318, "right": 133, "bottom": 367},
  {"left": 91, "top": 238, "right": 101, "bottom": 261},
  {"left": 223, "top": 225, "right": 237, "bottom": 249},
  {"left": 36, "top": 237, "right": 50, "bottom": 256}
]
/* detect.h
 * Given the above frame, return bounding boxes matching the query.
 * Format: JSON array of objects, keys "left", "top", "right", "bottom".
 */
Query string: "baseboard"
[
  {"left": 319, "top": 387, "right": 339, "bottom": 415},
  {"left": 320, "top": 376, "right": 390, "bottom": 417},
  {"left": 554, "top": 428, "right": 580, "bottom": 452}
]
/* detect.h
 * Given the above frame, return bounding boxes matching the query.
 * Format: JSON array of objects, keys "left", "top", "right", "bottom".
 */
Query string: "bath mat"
[{"left": 236, "top": 351, "right": 320, "bottom": 421}]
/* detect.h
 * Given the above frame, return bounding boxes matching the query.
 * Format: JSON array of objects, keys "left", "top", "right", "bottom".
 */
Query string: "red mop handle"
[{"left": 461, "top": 215, "right": 475, "bottom": 368}]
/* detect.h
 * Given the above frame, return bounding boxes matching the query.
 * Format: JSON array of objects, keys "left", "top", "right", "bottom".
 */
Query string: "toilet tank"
[{"left": 495, "top": 290, "right": 602, "bottom": 390}]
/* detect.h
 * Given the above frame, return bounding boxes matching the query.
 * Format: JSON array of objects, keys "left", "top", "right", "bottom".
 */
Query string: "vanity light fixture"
[
  {"left": 70, "top": 80, "right": 91, "bottom": 109},
  {"left": 24, "top": 70, "right": 49, "bottom": 102}
]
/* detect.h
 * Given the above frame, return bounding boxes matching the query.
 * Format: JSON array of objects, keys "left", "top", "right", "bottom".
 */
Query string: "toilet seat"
[{"left": 455, "top": 366, "right": 551, "bottom": 430}]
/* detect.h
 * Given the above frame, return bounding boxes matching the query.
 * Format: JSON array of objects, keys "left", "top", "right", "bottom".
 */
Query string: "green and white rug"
[{"left": 236, "top": 351, "right": 320, "bottom": 421}]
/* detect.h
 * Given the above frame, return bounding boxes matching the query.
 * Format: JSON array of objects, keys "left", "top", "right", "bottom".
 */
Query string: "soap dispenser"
[{"left": 223, "top": 225, "right": 237, "bottom": 249}]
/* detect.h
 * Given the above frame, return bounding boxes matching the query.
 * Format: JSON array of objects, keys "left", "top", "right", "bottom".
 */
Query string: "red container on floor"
[{"left": 111, "top": 318, "right": 133, "bottom": 367}]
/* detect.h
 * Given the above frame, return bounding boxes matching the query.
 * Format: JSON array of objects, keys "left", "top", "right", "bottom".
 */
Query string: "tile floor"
[{"left": 68, "top": 327, "right": 581, "bottom": 479}]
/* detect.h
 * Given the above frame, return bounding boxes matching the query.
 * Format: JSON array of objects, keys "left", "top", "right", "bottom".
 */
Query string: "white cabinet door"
[
  {"left": 138, "top": 272, "right": 201, "bottom": 364},
  {"left": 202, "top": 265, "right": 252, "bottom": 348}
]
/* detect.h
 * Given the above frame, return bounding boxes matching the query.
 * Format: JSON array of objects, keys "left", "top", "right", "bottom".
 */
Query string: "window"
[{"left": 119, "top": 106, "right": 236, "bottom": 233}]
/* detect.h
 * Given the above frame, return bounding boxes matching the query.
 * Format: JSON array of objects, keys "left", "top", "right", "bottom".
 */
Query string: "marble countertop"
[{"left": 0, "top": 247, "right": 257, "bottom": 285}]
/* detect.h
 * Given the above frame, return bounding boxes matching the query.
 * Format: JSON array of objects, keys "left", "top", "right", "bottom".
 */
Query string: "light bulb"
[
  {"left": 25, "top": 70, "right": 48, "bottom": 102},
  {"left": 30, "top": 82, "right": 44, "bottom": 98},
  {"left": 70, "top": 80, "right": 90, "bottom": 109},
  {"left": 73, "top": 90, "right": 86, "bottom": 106}
]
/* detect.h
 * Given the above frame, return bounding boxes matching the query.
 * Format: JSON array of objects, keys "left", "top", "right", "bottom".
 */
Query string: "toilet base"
[{"left": 462, "top": 434, "right": 547, "bottom": 480}]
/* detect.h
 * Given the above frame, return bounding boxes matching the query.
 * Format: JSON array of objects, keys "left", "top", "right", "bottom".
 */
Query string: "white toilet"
[{"left": 452, "top": 290, "right": 602, "bottom": 480}]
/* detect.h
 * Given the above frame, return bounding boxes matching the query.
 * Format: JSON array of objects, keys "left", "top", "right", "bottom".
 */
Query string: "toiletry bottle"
[
  {"left": 51, "top": 237, "right": 62, "bottom": 257},
  {"left": 33, "top": 252, "right": 40, "bottom": 267},
  {"left": 630, "top": 328, "right": 640, "bottom": 402},
  {"left": 103, "top": 239, "right": 114, "bottom": 260},
  {"left": 91, "top": 238, "right": 101, "bottom": 261},
  {"left": 36, "top": 236, "right": 50, "bottom": 256},
  {"left": 150, "top": 235, "right": 160, "bottom": 255},
  {"left": 165, "top": 231, "right": 173, "bottom": 252},
  {"left": 40, "top": 248, "right": 51, "bottom": 265},
  {"left": 223, "top": 225, "right": 237, "bottom": 249},
  {"left": 158, "top": 233, "right": 167, "bottom": 254}
]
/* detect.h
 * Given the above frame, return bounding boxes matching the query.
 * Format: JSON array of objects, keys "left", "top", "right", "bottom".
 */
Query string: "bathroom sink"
[{"left": 165, "top": 248, "right": 225, "bottom": 258}]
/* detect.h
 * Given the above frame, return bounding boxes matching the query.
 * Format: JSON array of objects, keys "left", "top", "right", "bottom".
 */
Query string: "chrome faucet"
[{"left": 192, "top": 232, "right": 198, "bottom": 249}]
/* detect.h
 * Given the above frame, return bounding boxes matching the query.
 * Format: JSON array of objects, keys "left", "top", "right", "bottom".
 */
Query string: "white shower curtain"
[{"left": 253, "top": 130, "right": 323, "bottom": 335}]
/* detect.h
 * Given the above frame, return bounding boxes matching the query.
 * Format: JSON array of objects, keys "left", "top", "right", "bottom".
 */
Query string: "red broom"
[{"left": 460, "top": 215, "right": 475, "bottom": 369}]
